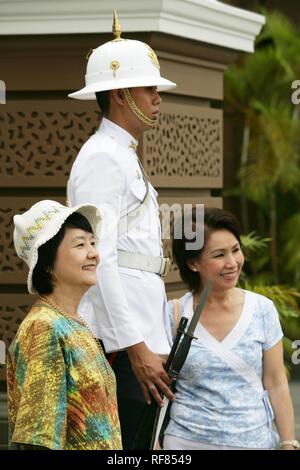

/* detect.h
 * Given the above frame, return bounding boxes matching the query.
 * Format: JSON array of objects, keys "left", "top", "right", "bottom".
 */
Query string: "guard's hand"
[{"left": 127, "top": 342, "right": 175, "bottom": 406}]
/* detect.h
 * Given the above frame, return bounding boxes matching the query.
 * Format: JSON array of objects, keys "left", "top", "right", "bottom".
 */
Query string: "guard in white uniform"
[{"left": 67, "top": 12, "right": 177, "bottom": 449}]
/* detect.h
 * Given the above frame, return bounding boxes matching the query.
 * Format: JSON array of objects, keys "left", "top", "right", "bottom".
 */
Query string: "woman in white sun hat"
[{"left": 7, "top": 200, "right": 122, "bottom": 450}]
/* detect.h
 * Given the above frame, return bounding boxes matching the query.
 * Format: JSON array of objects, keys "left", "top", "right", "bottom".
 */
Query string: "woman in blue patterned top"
[{"left": 163, "top": 208, "right": 298, "bottom": 450}]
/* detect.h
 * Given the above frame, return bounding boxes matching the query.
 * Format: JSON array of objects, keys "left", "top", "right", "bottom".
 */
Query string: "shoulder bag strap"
[{"left": 172, "top": 299, "right": 181, "bottom": 339}]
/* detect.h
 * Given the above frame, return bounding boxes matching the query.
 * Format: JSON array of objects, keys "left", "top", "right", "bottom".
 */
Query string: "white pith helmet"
[{"left": 68, "top": 11, "right": 176, "bottom": 100}]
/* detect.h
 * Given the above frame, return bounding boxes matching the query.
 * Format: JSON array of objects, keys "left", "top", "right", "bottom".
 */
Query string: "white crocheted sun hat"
[{"left": 13, "top": 200, "right": 102, "bottom": 295}]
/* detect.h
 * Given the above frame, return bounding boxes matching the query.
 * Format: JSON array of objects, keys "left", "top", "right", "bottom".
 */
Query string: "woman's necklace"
[{"left": 39, "top": 295, "right": 115, "bottom": 395}]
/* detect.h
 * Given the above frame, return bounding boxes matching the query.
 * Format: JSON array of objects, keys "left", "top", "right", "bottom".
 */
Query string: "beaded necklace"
[{"left": 39, "top": 296, "right": 115, "bottom": 395}]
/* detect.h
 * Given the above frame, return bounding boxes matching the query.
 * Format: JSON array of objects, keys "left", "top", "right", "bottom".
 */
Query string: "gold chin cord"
[{"left": 123, "top": 88, "right": 157, "bottom": 127}]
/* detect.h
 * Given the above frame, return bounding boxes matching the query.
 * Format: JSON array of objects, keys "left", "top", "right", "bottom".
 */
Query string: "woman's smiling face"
[
  {"left": 191, "top": 229, "right": 244, "bottom": 291},
  {"left": 52, "top": 227, "right": 100, "bottom": 291}
]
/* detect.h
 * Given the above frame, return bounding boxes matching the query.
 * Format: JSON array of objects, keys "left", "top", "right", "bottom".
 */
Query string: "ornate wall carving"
[
  {"left": 0, "top": 102, "right": 99, "bottom": 187},
  {"left": 145, "top": 115, "right": 221, "bottom": 177},
  {"left": 0, "top": 200, "right": 31, "bottom": 282},
  {"left": 0, "top": 295, "right": 33, "bottom": 351},
  {"left": 0, "top": 295, "right": 35, "bottom": 380},
  {"left": 142, "top": 102, "right": 223, "bottom": 188},
  {"left": 0, "top": 101, "right": 222, "bottom": 188}
]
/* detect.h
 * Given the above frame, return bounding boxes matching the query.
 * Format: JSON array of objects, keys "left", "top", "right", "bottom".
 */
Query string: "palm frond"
[
  {"left": 257, "top": 10, "right": 300, "bottom": 77},
  {"left": 241, "top": 232, "right": 271, "bottom": 252},
  {"left": 281, "top": 213, "right": 300, "bottom": 284}
]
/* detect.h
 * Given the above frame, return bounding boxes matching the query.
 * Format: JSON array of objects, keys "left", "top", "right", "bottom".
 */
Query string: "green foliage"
[
  {"left": 226, "top": 48, "right": 289, "bottom": 110},
  {"left": 240, "top": 233, "right": 300, "bottom": 377},
  {"left": 257, "top": 10, "right": 300, "bottom": 78},
  {"left": 241, "top": 234, "right": 300, "bottom": 318},
  {"left": 241, "top": 232, "right": 271, "bottom": 253},
  {"left": 245, "top": 104, "right": 300, "bottom": 196},
  {"left": 225, "top": 9, "right": 300, "bottom": 289},
  {"left": 281, "top": 213, "right": 300, "bottom": 286},
  {"left": 241, "top": 232, "right": 272, "bottom": 277}
]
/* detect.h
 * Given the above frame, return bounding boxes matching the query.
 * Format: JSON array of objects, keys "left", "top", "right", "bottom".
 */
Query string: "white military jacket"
[{"left": 67, "top": 118, "right": 172, "bottom": 354}]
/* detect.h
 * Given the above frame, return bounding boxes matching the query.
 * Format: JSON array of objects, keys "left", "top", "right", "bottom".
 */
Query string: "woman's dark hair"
[
  {"left": 96, "top": 90, "right": 111, "bottom": 115},
  {"left": 32, "top": 212, "right": 93, "bottom": 295},
  {"left": 172, "top": 207, "right": 242, "bottom": 293}
]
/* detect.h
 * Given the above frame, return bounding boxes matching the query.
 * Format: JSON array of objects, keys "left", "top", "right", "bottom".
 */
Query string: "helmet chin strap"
[{"left": 123, "top": 88, "right": 157, "bottom": 127}]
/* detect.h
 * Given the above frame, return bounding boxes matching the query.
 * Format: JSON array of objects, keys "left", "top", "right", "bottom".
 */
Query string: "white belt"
[{"left": 117, "top": 250, "right": 171, "bottom": 278}]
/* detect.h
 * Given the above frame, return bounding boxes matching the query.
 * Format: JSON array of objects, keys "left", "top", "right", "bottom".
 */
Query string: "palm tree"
[
  {"left": 225, "top": 11, "right": 300, "bottom": 364},
  {"left": 225, "top": 11, "right": 300, "bottom": 284}
]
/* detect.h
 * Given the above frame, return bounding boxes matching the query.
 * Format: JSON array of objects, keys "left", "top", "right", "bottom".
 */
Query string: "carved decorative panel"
[
  {"left": 1, "top": 101, "right": 222, "bottom": 189},
  {"left": 142, "top": 102, "right": 223, "bottom": 188},
  {"left": 0, "top": 295, "right": 34, "bottom": 351},
  {"left": 0, "top": 197, "right": 65, "bottom": 284},
  {"left": 0, "top": 101, "right": 99, "bottom": 187}
]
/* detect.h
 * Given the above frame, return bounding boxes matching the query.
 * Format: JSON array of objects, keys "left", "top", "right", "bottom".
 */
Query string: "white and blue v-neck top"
[{"left": 165, "top": 290, "right": 283, "bottom": 449}]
